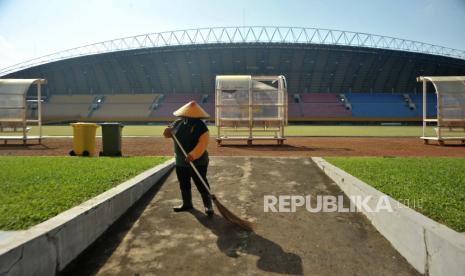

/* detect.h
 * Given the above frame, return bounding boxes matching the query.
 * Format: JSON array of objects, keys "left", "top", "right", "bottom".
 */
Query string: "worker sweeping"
[
  {"left": 163, "top": 101, "right": 214, "bottom": 216},
  {"left": 163, "top": 100, "right": 254, "bottom": 231}
]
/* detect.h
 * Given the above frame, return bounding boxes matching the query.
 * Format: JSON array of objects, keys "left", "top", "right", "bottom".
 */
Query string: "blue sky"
[{"left": 0, "top": 0, "right": 464, "bottom": 69}]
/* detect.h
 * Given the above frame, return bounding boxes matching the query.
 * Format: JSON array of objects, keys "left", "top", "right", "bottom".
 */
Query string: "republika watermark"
[{"left": 264, "top": 195, "right": 423, "bottom": 213}]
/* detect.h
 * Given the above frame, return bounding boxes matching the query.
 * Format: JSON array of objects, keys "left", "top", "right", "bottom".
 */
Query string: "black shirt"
[{"left": 172, "top": 118, "right": 209, "bottom": 167}]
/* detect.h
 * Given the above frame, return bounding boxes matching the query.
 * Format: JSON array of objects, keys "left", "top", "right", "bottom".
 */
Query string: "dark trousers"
[{"left": 175, "top": 165, "right": 211, "bottom": 206}]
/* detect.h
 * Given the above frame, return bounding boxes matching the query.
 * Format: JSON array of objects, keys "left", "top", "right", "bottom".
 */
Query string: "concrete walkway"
[{"left": 65, "top": 157, "right": 419, "bottom": 275}]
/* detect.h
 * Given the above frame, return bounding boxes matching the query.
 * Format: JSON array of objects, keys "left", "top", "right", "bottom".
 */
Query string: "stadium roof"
[{"left": 1, "top": 26, "right": 465, "bottom": 77}]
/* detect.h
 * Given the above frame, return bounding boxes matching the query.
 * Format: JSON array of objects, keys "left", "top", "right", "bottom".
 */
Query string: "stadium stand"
[
  {"left": 200, "top": 102, "right": 215, "bottom": 117},
  {"left": 299, "top": 93, "right": 351, "bottom": 118},
  {"left": 410, "top": 93, "right": 437, "bottom": 117},
  {"left": 288, "top": 94, "right": 303, "bottom": 118},
  {"left": 102, "top": 94, "right": 158, "bottom": 104},
  {"left": 91, "top": 94, "right": 159, "bottom": 121},
  {"left": 43, "top": 95, "right": 94, "bottom": 122},
  {"left": 38, "top": 92, "right": 438, "bottom": 122},
  {"left": 346, "top": 93, "right": 434, "bottom": 118}
]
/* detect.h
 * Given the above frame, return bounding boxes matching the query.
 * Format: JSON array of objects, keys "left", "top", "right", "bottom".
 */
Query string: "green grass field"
[
  {"left": 0, "top": 156, "right": 169, "bottom": 230},
  {"left": 325, "top": 157, "right": 465, "bottom": 232},
  {"left": 5, "top": 125, "right": 438, "bottom": 137}
]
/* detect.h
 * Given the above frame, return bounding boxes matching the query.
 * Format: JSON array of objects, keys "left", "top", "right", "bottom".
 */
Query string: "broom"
[{"left": 171, "top": 132, "right": 254, "bottom": 232}]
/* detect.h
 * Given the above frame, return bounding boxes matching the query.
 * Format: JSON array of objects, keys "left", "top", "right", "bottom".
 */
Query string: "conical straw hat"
[{"left": 173, "top": 100, "right": 210, "bottom": 118}]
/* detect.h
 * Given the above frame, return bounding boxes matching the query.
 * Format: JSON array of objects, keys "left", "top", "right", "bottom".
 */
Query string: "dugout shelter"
[
  {"left": 418, "top": 76, "right": 465, "bottom": 145},
  {"left": 0, "top": 79, "right": 46, "bottom": 144},
  {"left": 215, "top": 75, "right": 288, "bottom": 145}
]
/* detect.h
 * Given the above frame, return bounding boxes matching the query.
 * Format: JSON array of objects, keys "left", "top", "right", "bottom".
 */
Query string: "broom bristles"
[{"left": 211, "top": 195, "right": 254, "bottom": 232}]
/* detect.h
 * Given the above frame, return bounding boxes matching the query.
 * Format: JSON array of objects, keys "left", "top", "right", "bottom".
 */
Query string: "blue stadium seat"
[{"left": 347, "top": 93, "right": 437, "bottom": 118}]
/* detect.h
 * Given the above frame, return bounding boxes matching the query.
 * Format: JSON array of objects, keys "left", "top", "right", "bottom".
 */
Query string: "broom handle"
[{"left": 172, "top": 133, "right": 212, "bottom": 195}]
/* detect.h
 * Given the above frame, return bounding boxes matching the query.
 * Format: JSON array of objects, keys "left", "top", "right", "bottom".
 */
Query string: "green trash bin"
[{"left": 99, "top": 122, "right": 124, "bottom": 156}]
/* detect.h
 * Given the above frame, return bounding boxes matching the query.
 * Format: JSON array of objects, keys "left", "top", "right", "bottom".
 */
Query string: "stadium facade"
[{"left": 1, "top": 27, "right": 465, "bottom": 122}]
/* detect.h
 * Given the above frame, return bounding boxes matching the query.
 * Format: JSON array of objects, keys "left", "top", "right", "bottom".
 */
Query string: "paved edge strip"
[
  {"left": 0, "top": 158, "right": 174, "bottom": 276},
  {"left": 312, "top": 157, "right": 465, "bottom": 276}
]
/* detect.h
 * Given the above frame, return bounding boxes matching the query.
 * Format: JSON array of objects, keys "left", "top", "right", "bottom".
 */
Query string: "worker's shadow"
[{"left": 189, "top": 209, "right": 303, "bottom": 275}]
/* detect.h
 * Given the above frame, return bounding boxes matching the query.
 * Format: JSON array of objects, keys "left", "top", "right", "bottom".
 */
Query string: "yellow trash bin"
[{"left": 69, "top": 122, "right": 99, "bottom": 156}]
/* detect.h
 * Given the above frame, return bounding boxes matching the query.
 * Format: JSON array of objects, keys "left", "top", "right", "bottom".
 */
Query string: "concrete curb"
[
  {"left": 312, "top": 157, "right": 465, "bottom": 276},
  {"left": 0, "top": 158, "right": 174, "bottom": 276}
]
